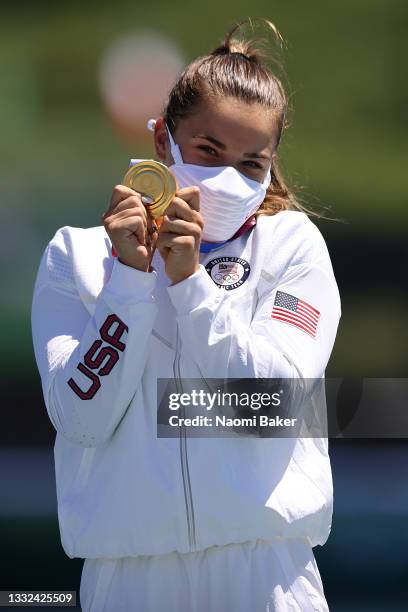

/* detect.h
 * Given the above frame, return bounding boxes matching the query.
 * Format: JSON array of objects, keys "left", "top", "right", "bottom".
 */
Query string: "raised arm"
[{"left": 31, "top": 226, "right": 158, "bottom": 448}]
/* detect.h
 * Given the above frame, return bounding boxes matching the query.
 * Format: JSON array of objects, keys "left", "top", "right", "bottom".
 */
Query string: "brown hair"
[{"left": 162, "top": 17, "right": 339, "bottom": 222}]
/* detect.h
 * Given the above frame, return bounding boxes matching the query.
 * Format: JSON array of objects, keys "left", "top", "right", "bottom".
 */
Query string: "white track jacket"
[{"left": 31, "top": 210, "right": 341, "bottom": 559}]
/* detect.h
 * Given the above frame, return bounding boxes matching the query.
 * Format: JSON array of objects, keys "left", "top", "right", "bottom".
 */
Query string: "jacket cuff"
[
  {"left": 167, "top": 265, "right": 221, "bottom": 314},
  {"left": 105, "top": 257, "right": 157, "bottom": 303}
]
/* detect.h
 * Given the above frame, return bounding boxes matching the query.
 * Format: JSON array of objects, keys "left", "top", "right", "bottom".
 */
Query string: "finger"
[
  {"left": 159, "top": 216, "right": 201, "bottom": 239},
  {"left": 108, "top": 196, "right": 159, "bottom": 231},
  {"left": 107, "top": 216, "right": 146, "bottom": 246},
  {"left": 103, "top": 195, "right": 148, "bottom": 222},
  {"left": 165, "top": 196, "right": 203, "bottom": 224},
  {"left": 174, "top": 186, "right": 200, "bottom": 212},
  {"left": 103, "top": 211, "right": 147, "bottom": 240},
  {"left": 157, "top": 232, "right": 196, "bottom": 251},
  {"left": 104, "top": 206, "right": 148, "bottom": 231},
  {"left": 105, "top": 193, "right": 145, "bottom": 217},
  {"left": 107, "top": 185, "right": 143, "bottom": 213}
]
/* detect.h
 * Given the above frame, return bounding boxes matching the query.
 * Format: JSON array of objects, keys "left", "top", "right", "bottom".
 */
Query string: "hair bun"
[
  {"left": 210, "top": 39, "right": 261, "bottom": 64},
  {"left": 229, "top": 40, "right": 260, "bottom": 63},
  {"left": 210, "top": 17, "right": 285, "bottom": 66}
]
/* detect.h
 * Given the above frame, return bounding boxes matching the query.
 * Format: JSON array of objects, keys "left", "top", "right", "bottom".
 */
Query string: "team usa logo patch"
[
  {"left": 272, "top": 290, "right": 320, "bottom": 338},
  {"left": 205, "top": 257, "right": 250, "bottom": 291}
]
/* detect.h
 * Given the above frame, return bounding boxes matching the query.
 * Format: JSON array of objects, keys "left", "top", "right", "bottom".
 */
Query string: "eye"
[
  {"left": 243, "top": 160, "right": 262, "bottom": 169},
  {"left": 198, "top": 145, "right": 263, "bottom": 170},
  {"left": 198, "top": 145, "right": 217, "bottom": 156}
]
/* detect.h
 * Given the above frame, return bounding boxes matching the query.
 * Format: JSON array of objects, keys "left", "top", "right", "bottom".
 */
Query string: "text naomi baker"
[{"left": 168, "top": 415, "right": 297, "bottom": 428}]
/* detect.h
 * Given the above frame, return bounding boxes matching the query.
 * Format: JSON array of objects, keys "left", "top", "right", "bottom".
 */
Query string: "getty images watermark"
[
  {"left": 157, "top": 378, "right": 408, "bottom": 438},
  {"left": 158, "top": 378, "right": 319, "bottom": 438},
  {"left": 167, "top": 387, "right": 297, "bottom": 430}
]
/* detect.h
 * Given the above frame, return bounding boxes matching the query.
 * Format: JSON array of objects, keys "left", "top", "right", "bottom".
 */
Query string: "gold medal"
[{"left": 122, "top": 160, "right": 177, "bottom": 226}]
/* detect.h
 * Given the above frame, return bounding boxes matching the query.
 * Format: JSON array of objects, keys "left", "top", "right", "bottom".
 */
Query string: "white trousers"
[{"left": 79, "top": 538, "right": 329, "bottom": 612}]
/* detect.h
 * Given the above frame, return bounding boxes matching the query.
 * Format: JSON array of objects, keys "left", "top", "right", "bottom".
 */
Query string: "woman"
[{"left": 31, "top": 18, "right": 341, "bottom": 612}]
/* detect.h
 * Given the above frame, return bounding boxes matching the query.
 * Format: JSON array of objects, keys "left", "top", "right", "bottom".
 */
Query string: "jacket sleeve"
[
  {"left": 31, "top": 227, "right": 158, "bottom": 448},
  {"left": 166, "top": 254, "right": 341, "bottom": 382}
]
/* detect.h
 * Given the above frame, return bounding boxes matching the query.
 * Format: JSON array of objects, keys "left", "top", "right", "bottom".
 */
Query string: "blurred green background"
[{"left": 1, "top": 1, "right": 407, "bottom": 610}]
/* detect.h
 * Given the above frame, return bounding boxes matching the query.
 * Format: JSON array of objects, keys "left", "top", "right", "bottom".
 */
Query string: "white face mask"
[{"left": 165, "top": 123, "right": 272, "bottom": 242}]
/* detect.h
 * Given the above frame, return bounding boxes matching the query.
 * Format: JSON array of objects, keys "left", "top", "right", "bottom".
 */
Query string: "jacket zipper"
[{"left": 173, "top": 324, "right": 197, "bottom": 551}]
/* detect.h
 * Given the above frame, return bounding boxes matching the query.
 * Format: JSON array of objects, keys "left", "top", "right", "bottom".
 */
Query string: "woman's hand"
[
  {"left": 102, "top": 185, "right": 158, "bottom": 272},
  {"left": 156, "top": 186, "right": 203, "bottom": 284}
]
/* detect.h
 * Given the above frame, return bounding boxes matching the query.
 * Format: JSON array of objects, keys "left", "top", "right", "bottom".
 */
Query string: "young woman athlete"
[{"left": 32, "top": 18, "right": 341, "bottom": 612}]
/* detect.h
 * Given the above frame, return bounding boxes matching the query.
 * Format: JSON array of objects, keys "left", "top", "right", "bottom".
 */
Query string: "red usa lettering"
[{"left": 67, "top": 314, "right": 128, "bottom": 400}]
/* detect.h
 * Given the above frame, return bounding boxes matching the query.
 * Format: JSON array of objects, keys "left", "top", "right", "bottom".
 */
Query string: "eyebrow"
[{"left": 193, "top": 133, "right": 270, "bottom": 160}]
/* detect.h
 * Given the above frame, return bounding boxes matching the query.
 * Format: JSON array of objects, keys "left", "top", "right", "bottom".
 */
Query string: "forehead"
[{"left": 179, "top": 95, "right": 278, "bottom": 153}]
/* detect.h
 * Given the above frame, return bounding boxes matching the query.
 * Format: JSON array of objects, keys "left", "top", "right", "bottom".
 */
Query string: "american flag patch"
[{"left": 272, "top": 290, "right": 320, "bottom": 338}]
